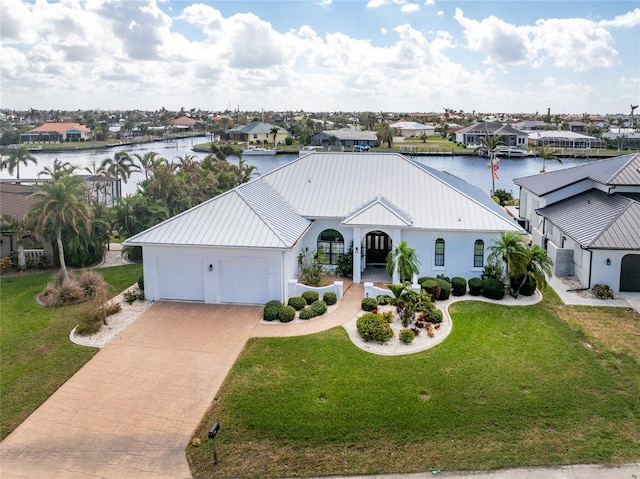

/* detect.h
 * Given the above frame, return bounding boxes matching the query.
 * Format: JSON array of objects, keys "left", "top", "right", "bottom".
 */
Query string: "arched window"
[
  {"left": 434, "top": 238, "right": 445, "bottom": 267},
  {"left": 474, "top": 240, "right": 484, "bottom": 268},
  {"left": 317, "top": 229, "right": 344, "bottom": 265}
]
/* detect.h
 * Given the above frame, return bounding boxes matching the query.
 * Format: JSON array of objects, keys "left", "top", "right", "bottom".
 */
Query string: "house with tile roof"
[
  {"left": 126, "top": 152, "right": 522, "bottom": 304},
  {"left": 455, "top": 122, "right": 528, "bottom": 148},
  {"left": 20, "top": 122, "right": 93, "bottom": 143},
  {"left": 514, "top": 153, "right": 640, "bottom": 292}
]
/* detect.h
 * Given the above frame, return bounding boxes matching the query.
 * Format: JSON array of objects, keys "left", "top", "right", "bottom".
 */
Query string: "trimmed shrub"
[
  {"left": 301, "top": 290, "right": 319, "bottom": 305},
  {"left": 482, "top": 278, "right": 505, "bottom": 300},
  {"left": 421, "top": 279, "right": 441, "bottom": 300},
  {"left": 399, "top": 328, "right": 415, "bottom": 344},
  {"left": 451, "top": 277, "right": 467, "bottom": 296},
  {"left": 299, "top": 307, "right": 315, "bottom": 320},
  {"left": 361, "top": 297, "right": 378, "bottom": 312},
  {"left": 323, "top": 292, "right": 337, "bottom": 306},
  {"left": 435, "top": 277, "right": 451, "bottom": 300},
  {"left": 513, "top": 274, "right": 537, "bottom": 296},
  {"left": 287, "top": 296, "right": 307, "bottom": 311},
  {"left": 593, "top": 284, "right": 614, "bottom": 299},
  {"left": 310, "top": 300, "right": 328, "bottom": 316},
  {"left": 356, "top": 313, "right": 393, "bottom": 342},
  {"left": 263, "top": 300, "right": 282, "bottom": 322},
  {"left": 468, "top": 277, "right": 483, "bottom": 296},
  {"left": 376, "top": 295, "right": 394, "bottom": 305},
  {"left": 278, "top": 305, "right": 296, "bottom": 323},
  {"left": 436, "top": 274, "right": 451, "bottom": 283}
]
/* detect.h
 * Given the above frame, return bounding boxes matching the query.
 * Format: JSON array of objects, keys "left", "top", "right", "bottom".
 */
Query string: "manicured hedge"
[
  {"left": 482, "top": 278, "right": 505, "bottom": 300},
  {"left": 310, "top": 300, "right": 328, "bottom": 316},
  {"left": 356, "top": 313, "right": 393, "bottom": 342},
  {"left": 361, "top": 297, "right": 378, "bottom": 312},
  {"left": 279, "top": 305, "right": 297, "bottom": 323},
  {"left": 421, "top": 279, "right": 441, "bottom": 300},
  {"left": 468, "top": 277, "right": 483, "bottom": 296},
  {"left": 287, "top": 296, "right": 307, "bottom": 311},
  {"left": 301, "top": 290, "right": 319, "bottom": 305},
  {"left": 434, "top": 277, "right": 451, "bottom": 300},
  {"left": 451, "top": 277, "right": 467, "bottom": 296},
  {"left": 263, "top": 300, "right": 282, "bottom": 321},
  {"left": 299, "top": 307, "right": 315, "bottom": 320},
  {"left": 512, "top": 274, "right": 537, "bottom": 296},
  {"left": 323, "top": 292, "right": 337, "bottom": 305}
]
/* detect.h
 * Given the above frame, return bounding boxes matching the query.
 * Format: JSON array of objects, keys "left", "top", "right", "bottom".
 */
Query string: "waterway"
[{"left": 6, "top": 136, "right": 597, "bottom": 198}]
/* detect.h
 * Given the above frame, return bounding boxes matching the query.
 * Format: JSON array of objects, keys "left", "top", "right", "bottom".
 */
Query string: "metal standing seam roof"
[
  {"left": 536, "top": 189, "right": 640, "bottom": 249},
  {"left": 126, "top": 152, "right": 522, "bottom": 249},
  {"left": 318, "top": 130, "right": 377, "bottom": 141},
  {"left": 125, "top": 181, "right": 311, "bottom": 249},
  {"left": 261, "top": 152, "right": 521, "bottom": 233},
  {"left": 514, "top": 153, "right": 640, "bottom": 196}
]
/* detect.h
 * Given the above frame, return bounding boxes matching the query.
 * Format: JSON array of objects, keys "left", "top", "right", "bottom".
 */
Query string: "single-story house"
[
  {"left": 171, "top": 116, "right": 203, "bottom": 129},
  {"left": 527, "top": 131, "right": 607, "bottom": 150},
  {"left": 227, "top": 122, "right": 289, "bottom": 145},
  {"left": 20, "top": 122, "right": 93, "bottom": 143},
  {"left": 125, "top": 152, "right": 523, "bottom": 304},
  {"left": 309, "top": 130, "right": 377, "bottom": 148},
  {"left": 389, "top": 121, "right": 435, "bottom": 138},
  {"left": 601, "top": 131, "right": 640, "bottom": 151},
  {"left": 514, "top": 153, "right": 640, "bottom": 293},
  {"left": 455, "top": 122, "right": 528, "bottom": 148}
]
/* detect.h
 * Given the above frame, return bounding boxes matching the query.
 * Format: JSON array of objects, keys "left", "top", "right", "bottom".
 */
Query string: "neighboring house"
[
  {"left": 514, "top": 153, "right": 640, "bottom": 293},
  {"left": 20, "top": 122, "right": 93, "bottom": 143},
  {"left": 601, "top": 131, "right": 640, "bottom": 151},
  {"left": 511, "top": 120, "right": 547, "bottom": 131},
  {"left": 171, "top": 116, "right": 202, "bottom": 129},
  {"left": 0, "top": 183, "right": 54, "bottom": 267},
  {"left": 310, "top": 130, "right": 377, "bottom": 148},
  {"left": 527, "top": 131, "right": 607, "bottom": 149},
  {"left": 228, "top": 122, "right": 289, "bottom": 145},
  {"left": 389, "top": 121, "right": 435, "bottom": 138},
  {"left": 455, "top": 122, "right": 528, "bottom": 148},
  {"left": 125, "top": 152, "right": 522, "bottom": 305}
]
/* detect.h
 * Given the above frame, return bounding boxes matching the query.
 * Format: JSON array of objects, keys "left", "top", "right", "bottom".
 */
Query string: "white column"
[{"left": 353, "top": 227, "right": 362, "bottom": 284}]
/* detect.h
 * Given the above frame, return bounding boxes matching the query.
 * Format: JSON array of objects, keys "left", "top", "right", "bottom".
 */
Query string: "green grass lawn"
[
  {"left": 187, "top": 293, "right": 640, "bottom": 478},
  {"left": 0, "top": 264, "right": 143, "bottom": 440}
]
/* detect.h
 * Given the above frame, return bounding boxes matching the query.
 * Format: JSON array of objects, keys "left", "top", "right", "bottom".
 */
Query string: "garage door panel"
[
  {"left": 157, "top": 256, "right": 205, "bottom": 301},
  {"left": 620, "top": 254, "right": 640, "bottom": 292},
  {"left": 220, "top": 259, "right": 269, "bottom": 304}
]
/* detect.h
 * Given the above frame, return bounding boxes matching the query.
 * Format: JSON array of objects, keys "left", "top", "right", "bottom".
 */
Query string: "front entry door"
[{"left": 365, "top": 231, "right": 392, "bottom": 265}]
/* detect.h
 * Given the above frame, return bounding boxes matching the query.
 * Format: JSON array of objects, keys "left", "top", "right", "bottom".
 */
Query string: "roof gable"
[
  {"left": 515, "top": 153, "right": 640, "bottom": 196},
  {"left": 342, "top": 195, "right": 413, "bottom": 226}
]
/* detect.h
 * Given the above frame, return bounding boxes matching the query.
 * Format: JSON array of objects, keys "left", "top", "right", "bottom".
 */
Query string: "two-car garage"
[{"left": 146, "top": 248, "right": 280, "bottom": 305}]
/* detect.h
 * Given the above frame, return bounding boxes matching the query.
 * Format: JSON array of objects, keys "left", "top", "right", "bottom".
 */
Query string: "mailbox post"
[{"left": 208, "top": 422, "right": 220, "bottom": 464}]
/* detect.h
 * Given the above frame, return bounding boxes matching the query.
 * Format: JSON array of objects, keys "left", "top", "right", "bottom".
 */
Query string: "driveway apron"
[{"left": 0, "top": 302, "right": 262, "bottom": 479}]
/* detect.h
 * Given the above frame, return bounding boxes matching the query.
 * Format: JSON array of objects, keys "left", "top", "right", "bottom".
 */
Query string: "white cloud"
[
  {"left": 381, "top": 27, "right": 388, "bottom": 34},
  {"left": 437, "top": 10, "right": 444, "bottom": 18},
  {"left": 599, "top": 8, "right": 640, "bottom": 28},
  {"left": 401, "top": 3, "right": 420, "bottom": 13}
]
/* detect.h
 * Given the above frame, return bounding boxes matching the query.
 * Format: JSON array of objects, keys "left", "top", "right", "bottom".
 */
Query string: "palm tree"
[
  {"left": 269, "top": 126, "right": 279, "bottom": 146},
  {"left": 385, "top": 240, "right": 420, "bottom": 283},
  {"left": 39, "top": 159, "right": 76, "bottom": 180},
  {"left": 0, "top": 146, "right": 38, "bottom": 180},
  {"left": 536, "top": 145, "right": 562, "bottom": 173},
  {"left": 101, "top": 151, "right": 139, "bottom": 183},
  {"left": 515, "top": 244, "right": 553, "bottom": 296},
  {"left": 130, "top": 151, "right": 163, "bottom": 181},
  {"left": 376, "top": 124, "right": 394, "bottom": 148},
  {"left": 27, "top": 172, "right": 93, "bottom": 281},
  {"left": 474, "top": 127, "right": 505, "bottom": 195},
  {"left": 488, "top": 231, "right": 528, "bottom": 293},
  {"left": 83, "top": 161, "right": 108, "bottom": 203}
]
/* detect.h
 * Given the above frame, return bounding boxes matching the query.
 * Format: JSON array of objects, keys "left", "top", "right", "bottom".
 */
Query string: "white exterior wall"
[
  {"left": 590, "top": 249, "right": 634, "bottom": 293},
  {"left": 142, "top": 245, "right": 284, "bottom": 304}
]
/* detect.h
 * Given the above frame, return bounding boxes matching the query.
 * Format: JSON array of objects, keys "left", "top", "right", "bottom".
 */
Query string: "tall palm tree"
[
  {"left": 39, "top": 159, "right": 76, "bottom": 180},
  {"left": 376, "top": 124, "right": 394, "bottom": 148},
  {"left": 269, "top": 126, "right": 279, "bottom": 146},
  {"left": 27, "top": 172, "right": 93, "bottom": 281},
  {"left": 101, "top": 151, "right": 139, "bottom": 183},
  {"left": 488, "top": 231, "right": 528, "bottom": 293},
  {"left": 536, "top": 145, "right": 562, "bottom": 173},
  {"left": 385, "top": 240, "right": 420, "bottom": 283},
  {"left": 83, "top": 161, "right": 108, "bottom": 204},
  {"left": 0, "top": 146, "right": 38, "bottom": 180},
  {"left": 130, "top": 151, "right": 163, "bottom": 181}
]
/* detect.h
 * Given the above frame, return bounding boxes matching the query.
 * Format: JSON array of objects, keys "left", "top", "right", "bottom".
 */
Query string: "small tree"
[{"left": 385, "top": 241, "right": 420, "bottom": 283}]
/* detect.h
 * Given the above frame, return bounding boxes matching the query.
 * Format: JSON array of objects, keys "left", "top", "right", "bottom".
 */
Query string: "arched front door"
[
  {"left": 620, "top": 254, "right": 640, "bottom": 292},
  {"left": 365, "top": 231, "right": 392, "bottom": 266}
]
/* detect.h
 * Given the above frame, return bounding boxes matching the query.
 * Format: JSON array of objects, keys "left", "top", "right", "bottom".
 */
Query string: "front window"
[
  {"left": 474, "top": 240, "right": 484, "bottom": 268},
  {"left": 317, "top": 229, "right": 344, "bottom": 265},
  {"left": 434, "top": 238, "right": 445, "bottom": 267}
]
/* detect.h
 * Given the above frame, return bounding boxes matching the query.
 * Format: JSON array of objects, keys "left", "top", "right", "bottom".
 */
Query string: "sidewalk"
[{"left": 548, "top": 275, "right": 640, "bottom": 313}]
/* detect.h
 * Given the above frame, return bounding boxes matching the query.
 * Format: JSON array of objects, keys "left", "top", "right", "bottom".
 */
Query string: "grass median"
[
  {"left": 0, "top": 264, "right": 143, "bottom": 440},
  {"left": 187, "top": 289, "right": 640, "bottom": 478}
]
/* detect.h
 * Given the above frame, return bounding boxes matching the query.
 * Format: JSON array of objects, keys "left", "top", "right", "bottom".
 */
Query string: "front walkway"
[{"left": 548, "top": 275, "right": 640, "bottom": 314}]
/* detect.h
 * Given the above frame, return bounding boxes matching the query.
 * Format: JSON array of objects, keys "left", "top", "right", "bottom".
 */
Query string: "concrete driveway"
[{"left": 0, "top": 302, "right": 262, "bottom": 479}]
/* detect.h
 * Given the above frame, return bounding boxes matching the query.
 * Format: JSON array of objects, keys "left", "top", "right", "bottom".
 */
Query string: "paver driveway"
[{"left": 0, "top": 302, "right": 262, "bottom": 479}]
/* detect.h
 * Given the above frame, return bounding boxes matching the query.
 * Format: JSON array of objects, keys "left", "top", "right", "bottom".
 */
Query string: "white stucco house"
[
  {"left": 514, "top": 153, "right": 640, "bottom": 293},
  {"left": 125, "top": 152, "right": 523, "bottom": 304},
  {"left": 389, "top": 121, "right": 435, "bottom": 138}
]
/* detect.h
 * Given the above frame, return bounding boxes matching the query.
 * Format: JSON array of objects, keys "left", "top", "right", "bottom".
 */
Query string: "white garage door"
[
  {"left": 157, "top": 256, "right": 205, "bottom": 301},
  {"left": 220, "top": 258, "right": 270, "bottom": 304}
]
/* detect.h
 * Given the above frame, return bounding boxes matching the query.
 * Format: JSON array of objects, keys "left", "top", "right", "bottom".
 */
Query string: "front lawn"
[
  {"left": 187, "top": 291, "right": 640, "bottom": 478},
  {"left": 0, "top": 264, "right": 143, "bottom": 440}
]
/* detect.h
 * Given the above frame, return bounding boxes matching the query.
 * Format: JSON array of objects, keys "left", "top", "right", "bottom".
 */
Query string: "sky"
[{"left": 1, "top": 0, "right": 639, "bottom": 114}]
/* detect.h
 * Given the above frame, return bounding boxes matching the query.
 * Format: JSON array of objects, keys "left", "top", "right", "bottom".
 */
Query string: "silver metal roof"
[
  {"left": 536, "top": 189, "right": 640, "bottom": 249},
  {"left": 127, "top": 152, "right": 521, "bottom": 249},
  {"left": 515, "top": 153, "right": 640, "bottom": 196}
]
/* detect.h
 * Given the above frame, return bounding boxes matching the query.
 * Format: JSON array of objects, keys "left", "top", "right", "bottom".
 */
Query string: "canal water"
[{"left": 8, "top": 136, "right": 594, "bottom": 198}]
